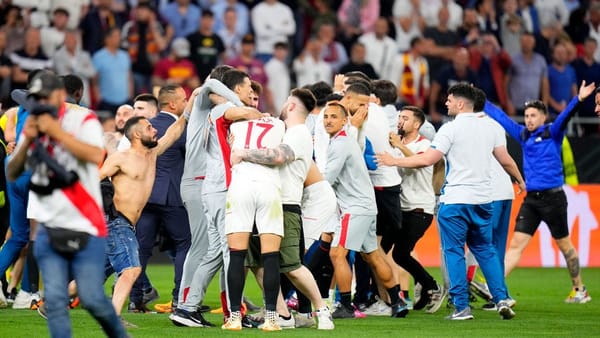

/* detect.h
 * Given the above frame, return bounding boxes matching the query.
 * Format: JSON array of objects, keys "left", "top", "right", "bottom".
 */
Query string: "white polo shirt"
[
  {"left": 431, "top": 112, "right": 504, "bottom": 205},
  {"left": 280, "top": 124, "right": 313, "bottom": 205}
]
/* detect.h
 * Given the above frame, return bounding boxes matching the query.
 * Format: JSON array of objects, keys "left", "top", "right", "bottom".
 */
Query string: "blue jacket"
[
  {"left": 147, "top": 112, "right": 186, "bottom": 206},
  {"left": 484, "top": 97, "right": 581, "bottom": 192}
]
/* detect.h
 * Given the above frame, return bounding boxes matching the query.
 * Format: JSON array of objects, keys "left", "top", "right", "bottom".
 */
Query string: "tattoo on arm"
[
  {"left": 243, "top": 144, "right": 295, "bottom": 166},
  {"left": 564, "top": 248, "right": 580, "bottom": 281}
]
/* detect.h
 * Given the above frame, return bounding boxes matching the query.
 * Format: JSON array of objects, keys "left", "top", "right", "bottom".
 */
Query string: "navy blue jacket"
[
  {"left": 484, "top": 97, "right": 581, "bottom": 192},
  {"left": 147, "top": 112, "right": 186, "bottom": 206}
]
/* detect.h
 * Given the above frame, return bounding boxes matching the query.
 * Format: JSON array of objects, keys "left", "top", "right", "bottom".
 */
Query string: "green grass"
[{"left": 1, "top": 266, "right": 599, "bottom": 337}]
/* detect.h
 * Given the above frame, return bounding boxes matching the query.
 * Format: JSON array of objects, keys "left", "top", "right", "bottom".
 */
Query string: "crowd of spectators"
[{"left": 0, "top": 0, "right": 599, "bottom": 134}]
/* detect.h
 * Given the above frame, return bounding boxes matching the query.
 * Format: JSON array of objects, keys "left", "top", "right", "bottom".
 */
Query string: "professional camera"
[{"left": 11, "top": 73, "right": 79, "bottom": 195}]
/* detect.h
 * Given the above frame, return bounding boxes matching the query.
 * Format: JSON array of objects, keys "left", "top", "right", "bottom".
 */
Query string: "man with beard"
[{"left": 99, "top": 85, "right": 190, "bottom": 326}]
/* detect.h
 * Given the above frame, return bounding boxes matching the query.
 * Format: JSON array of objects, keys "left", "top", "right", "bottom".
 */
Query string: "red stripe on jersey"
[
  {"left": 62, "top": 181, "right": 107, "bottom": 237},
  {"left": 215, "top": 116, "right": 233, "bottom": 188},
  {"left": 339, "top": 213, "right": 351, "bottom": 247},
  {"left": 82, "top": 112, "right": 97, "bottom": 124}
]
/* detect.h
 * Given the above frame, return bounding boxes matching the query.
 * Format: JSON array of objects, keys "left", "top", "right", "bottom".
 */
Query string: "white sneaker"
[
  {"left": 316, "top": 306, "right": 334, "bottom": 330},
  {"left": 13, "top": 290, "right": 40, "bottom": 309},
  {"left": 294, "top": 312, "right": 316, "bottom": 328},
  {"left": 362, "top": 297, "right": 391, "bottom": 316},
  {"left": 0, "top": 281, "right": 7, "bottom": 308},
  {"left": 277, "top": 314, "right": 295, "bottom": 329}
]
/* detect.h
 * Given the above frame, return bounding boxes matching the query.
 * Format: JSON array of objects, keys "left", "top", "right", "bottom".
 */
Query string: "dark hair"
[
  {"left": 224, "top": 6, "right": 236, "bottom": 15},
  {"left": 274, "top": 41, "right": 289, "bottom": 49},
  {"left": 158, "top": 84, "right": 183, "bottom": 107},
  {"left": 222, "top": 69, "right": 249, "bottom": 91},
  {"left": 447, "top": 83, "right": 476, "bottom": 107},
  {"left": 124, "top": 116, "right": 146, "bottom": 140},
  {"left": 291, "top": 88, "right": 317, "bottom": 114},
  {"left": 344, "top": 71, "right": 371, "bottom": 83},
  {"left": 346, "top": 82, "right": 371, "bottom": 96},
  {"left": 372, "top": 80, "right": 397, "bottom": 106},
  {"left": 410, "top": 36, "right": 423, "bottom": 48},
  {"left": 134, "top": 93, "right": 159, "bottom": 108},
  {"left": 325, "top": 101, "right": 348, "bottom": 116},
  {"left": 60, "top": 74, "right": 83, "bottom": 97},
  {"left": 104, "top": 27, "right": 120, "bottom": 40},
  {"left": 202, "top": 9, "right": 214, "bottom": 17},
  {"left": 325, "top": 93, "right": 344, "bottom": 102},
  {"left": 209, "top": 65, "right": 234, "bottom": 82},
  {"left": 308, "top": 81, "right": 333, "bottom": 107},
  {"left": 472, "top": 87, "right": 486, "bottom": 112},
  {"left": 524, "top": 100, "right": 548, "bottom": 115},
  {"left": 251, "top": 80, "right": 262, "bottom": 96},
  {"left": 402, "top": 105, "right": 425, "bottom": 128},
  {"left": 344, "top": 76, "right": 372, "bottom": 93}
]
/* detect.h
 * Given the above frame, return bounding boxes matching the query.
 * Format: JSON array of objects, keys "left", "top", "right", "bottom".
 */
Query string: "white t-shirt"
[
  {"left": 229, "top": 116, "right": 285, "bottom": 184},
  {"left": 280, "top": 124, "right": 313, "bottom": 205},
  {"left": 313, "top": 107, "right": 329, "bottom": 174},
  {"left": 27, "top": 103, "right": 106, "bottom": 236},
  {"left": 431, "top": 112, "right": 504, "bottom": 205},
  {"left": 397, "top": 134, "right": 435, "bottom": 213}
]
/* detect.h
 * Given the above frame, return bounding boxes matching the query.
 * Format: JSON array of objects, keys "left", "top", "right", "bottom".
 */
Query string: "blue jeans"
[
  {"left": 34, "top": 225, "right": 127, "bottom": 338},
  {"left": 0, "top": 172, "right": 31, "bottom": 279},
  {"left": 491, "top": 200, "right": 512, "bottom": 274},
  {"left": 438, "top": 203, "right": 509, "bottom": 311},
  {"left": 105, "top": 215, "right": 141, "bottom": 277}
]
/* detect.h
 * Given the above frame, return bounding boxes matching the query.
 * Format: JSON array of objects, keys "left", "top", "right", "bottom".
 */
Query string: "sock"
[
  {"left": 340, "top": 291, "right": 352, "bottom": 310},
  {"left": 297, "top": 290, "right": 312, "bottom": 314},
  {"left": 387, "top": 285, "right": 401, "bottom": 305},
  {"left": 227, "top": 250, "right": 247, "bottom": 312},
  {"left": 262, "top": 252, "right": 280, "bottom": 311},
  {"left": 27, "top": 241, "right": 39, "bottom": 293},
  {"left": 467, "top": 265, "right": 477, "bottom": 283},
  {"left": 402, "top": 290, "right": 410, "bottom": 300},
  {"left": 279, "top": 314, "right": 291, "bottom": 320}
]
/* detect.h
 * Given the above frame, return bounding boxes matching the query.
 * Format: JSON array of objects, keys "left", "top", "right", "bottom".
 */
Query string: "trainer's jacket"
[{"left": 484, "top": 97, "right": 581, "bottom": 192}]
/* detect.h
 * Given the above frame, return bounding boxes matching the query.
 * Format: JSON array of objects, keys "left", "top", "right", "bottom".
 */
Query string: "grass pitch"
[{"left": 1, "top": 265, "right": 598, "bottom": 337}]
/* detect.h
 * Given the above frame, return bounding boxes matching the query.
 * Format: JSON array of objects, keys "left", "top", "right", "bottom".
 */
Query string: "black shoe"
[
  {"left": 169, "top": 308, "right": 213, "bottom": 327},
  {"left": 332, "top": 304, "right": 355, "bottom": 319},
  {"left": 6, "top": 288, "right": 17, "bottom": 304},
  {"left": 127, "top": 302, "right": 154, "bottom": 313},
  {"left": 142, "top": 287, "right": 159, "bottom": 305},
  {"left": 242, "top": 315, "right": 259, "bottom": 328},
  {"left": 391, "top": 301, "right": 409, "bottom": 318},
  {"left": 413, "top": 286, "right": 432, "bottom": 310},
  {"left": 198, "top": 304, "right": 211, "bottom": 313}
]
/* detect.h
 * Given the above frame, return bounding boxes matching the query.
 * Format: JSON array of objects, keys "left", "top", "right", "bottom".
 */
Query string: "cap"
[
  {"left": 241, "top": 34, "right": 255, "bottom": 44},
  {"left": 171, "top": 37, "right": 190, "bottom": 58},
  {"left": 27, "top": 72, "right": 64, "bottom": 99},
  {"left": 419, "top": 120, "right": 437, "bottom": 141},
  {"left": 53, "top": 7, "right": 70, "bottom": 16}
]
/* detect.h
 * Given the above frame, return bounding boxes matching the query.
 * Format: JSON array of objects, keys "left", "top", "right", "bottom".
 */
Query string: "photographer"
[{"left": 6, "top": 72, "right": 126, "bottom": 338}]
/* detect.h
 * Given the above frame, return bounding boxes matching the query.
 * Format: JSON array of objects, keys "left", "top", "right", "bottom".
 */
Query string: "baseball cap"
[
  {"left": 171, "top": 37, "right": 190, "bottom": 58},
  {"left": 27, "top": 72, "right": 64, "bottom": 99}
]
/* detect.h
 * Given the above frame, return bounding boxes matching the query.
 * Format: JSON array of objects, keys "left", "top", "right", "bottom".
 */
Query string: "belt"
[
  {"left": 528, "top": 186, "right": 563, "bottom": 197},
  {"left": 409, "top": 208, "right": 425, "bottom": 213}
]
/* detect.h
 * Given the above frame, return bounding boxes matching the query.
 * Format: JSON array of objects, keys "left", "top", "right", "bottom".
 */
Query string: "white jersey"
[
  {"left": 280, "top": 124, "right": 313, "bottom": 205},
  {"left": 397, "top": 134, "right": 435, "bottom": 214},
  {"left": 349, "top": 103, "right": 402, "bottom": 187},
  {"left": 27, "top": 103, "right": 106, "bottom": 237},
  {"left": 313, "top": 107, "right": 329, "bottom": 174},
  {"left": 431, "top": 112, "right": 504, "bottom": 205},
  {"left": 229, "top": 117, "right": 286, "bottom": 184}
]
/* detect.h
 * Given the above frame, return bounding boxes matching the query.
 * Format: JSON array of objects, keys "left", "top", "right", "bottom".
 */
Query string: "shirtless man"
[{"left": 99, "top": 85, "right": 191, "bottom": 323}]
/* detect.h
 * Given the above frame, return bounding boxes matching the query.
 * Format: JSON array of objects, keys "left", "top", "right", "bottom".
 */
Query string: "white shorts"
[
  {"left": 301, "top": 181, "right": 338, "bottom": 244},
  {"left": 225, "top": 176, "right": 284, "bottom": 237},
  {"left": 331, "top": 213, "right": 377, "bottom": 253}
]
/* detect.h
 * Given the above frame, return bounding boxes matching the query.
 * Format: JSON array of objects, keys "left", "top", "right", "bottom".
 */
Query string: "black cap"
[{"left": 27, "top": 72, "right": 64, "bottom": 99}]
